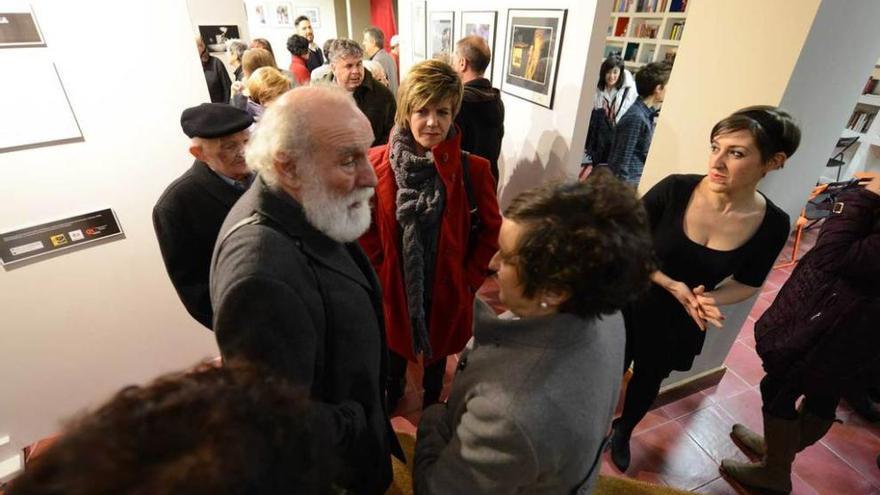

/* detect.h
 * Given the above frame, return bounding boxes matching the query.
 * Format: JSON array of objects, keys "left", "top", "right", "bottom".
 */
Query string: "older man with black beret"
[{"left": 153, "top": 103, "right": 253, "bottom": 329}]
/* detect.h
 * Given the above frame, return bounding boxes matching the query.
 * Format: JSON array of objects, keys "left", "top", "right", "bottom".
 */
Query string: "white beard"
[{"left": 300, "top": 177, "right": 374, "bottom": 243}]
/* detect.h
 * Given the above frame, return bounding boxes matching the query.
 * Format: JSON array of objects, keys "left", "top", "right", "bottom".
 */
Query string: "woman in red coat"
[{"left": 359, "top": 59, "right": 501, "bottom": 411}]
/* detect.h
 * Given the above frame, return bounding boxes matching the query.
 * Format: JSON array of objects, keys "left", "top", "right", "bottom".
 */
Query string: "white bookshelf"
[
  {"left": 604, "top": 0, "right": 691, "bottom": 70},
  {"left": 830, "top": 59, "right": 880, "bottom": 182}
]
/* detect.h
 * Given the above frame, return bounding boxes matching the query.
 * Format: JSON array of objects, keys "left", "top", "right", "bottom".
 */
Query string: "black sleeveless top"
[{"left": 626, "top": 174, "right": 790, "bottom": 371}]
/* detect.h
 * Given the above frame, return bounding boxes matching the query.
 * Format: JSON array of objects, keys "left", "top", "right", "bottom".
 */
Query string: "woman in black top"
[{"left": 609, "top": 106, "right": 801, "bottom": 473}]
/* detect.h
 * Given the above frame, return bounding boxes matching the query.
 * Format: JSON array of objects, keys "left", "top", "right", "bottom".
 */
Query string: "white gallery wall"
[
  {"left": 186, "top": 0, "right": 251, "bottom": 76},
  {"left": 241, "top": 0, "right": 339, "bottom": 71},
  {"left": 0, "top": 0, "right": 221, "bottom": 476},
  {"left": 398, "top": 0, "right": 611, "bottom": 209}
]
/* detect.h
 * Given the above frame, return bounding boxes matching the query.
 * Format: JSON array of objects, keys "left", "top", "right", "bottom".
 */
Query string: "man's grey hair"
[
  {"left": 363, "top": 26, "right": 385, "bottom": 49},
  {"left": 227, "top": 39, "right": 248, "bottom": 64},
  {"left": 245, "top": 85, "right": 356, "bottom": 187},
  {"left": 329, "top": 39, "right": 364, "bottom": 64}
]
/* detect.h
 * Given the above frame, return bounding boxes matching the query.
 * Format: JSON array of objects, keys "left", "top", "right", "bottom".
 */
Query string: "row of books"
[
  {"left": 614, "top": 0, "right": 687, "bottom": 13},
  {"left": 847, "top": 110, "right": 877, "bottom": 134},
  {"left": 612, "top": 0, "right": 633, "bottom": 12},
  {"left": 669, "top": 0, "right": 688, "bottom": 12},
  {"left": 633, "top": 23, "right": 660, "bottom": 38},
  {"left": 668, "top": 22, "right": 685, "bottom": 40},
  {"left": 635, "top": 0, "right": 669, "bottom": 13}
]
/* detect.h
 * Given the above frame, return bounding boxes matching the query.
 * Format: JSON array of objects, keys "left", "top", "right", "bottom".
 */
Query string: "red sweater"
[{"left": 289, "top": 55, "right": 310, "bottom": 85}]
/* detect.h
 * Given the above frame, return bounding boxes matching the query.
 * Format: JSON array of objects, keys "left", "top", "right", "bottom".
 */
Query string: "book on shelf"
[
  {"left": 669, "top": 22, "right": 684, "bottom": 41},
  {"left": 624, "top": 42, "right": 639, "bottom": 61},
  {"left": 847, "top": 110, "right": 877, "bottom": 134},
  {"left": 669, "top": 0, "right": 687, "bottom": 12},
  {"left": 663, "top": 48, "right": 677, "bottom": 64},
  {"left": 863, "top": 77, "right": 878, "bottom": 95},
  {"left": 636, "top": 0, "right": 663, "bottom": 12},
  {"left": 641, "top": 46, "right": 656, "bottom": 62},
  {"left": 634, "top": 23, "right": 659, "bottom": 38},
  {"left": 614, "top": 0, "right": 634, "bottom": 12},
  {"left": 615, "top": 17, "right": 630, "bottom": 37}
]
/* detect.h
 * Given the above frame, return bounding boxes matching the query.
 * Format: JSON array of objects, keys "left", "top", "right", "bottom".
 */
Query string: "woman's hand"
[
  {"left": 666, "top": 280, "right": 708, "bottom": 331},
  {"left": 692, "top": 285, "right": 725, "bottom": 329}
]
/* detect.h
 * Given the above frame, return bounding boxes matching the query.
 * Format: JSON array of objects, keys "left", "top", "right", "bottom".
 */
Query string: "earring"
[{"left": 540, "top": 301, "right": 548, "bottom": 309}]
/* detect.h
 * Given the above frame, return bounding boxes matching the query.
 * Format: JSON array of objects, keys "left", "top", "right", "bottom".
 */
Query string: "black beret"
[{"left": 180, "top": 103, "right": 253, "bottom": 138}]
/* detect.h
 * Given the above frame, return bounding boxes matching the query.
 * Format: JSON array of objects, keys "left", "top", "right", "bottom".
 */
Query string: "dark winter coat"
[
  {"left": 455, "top": 78, "right": 505, "bottom": 180},
  {"left": 755, "top": 187, "right": 880, "bottom": 394},
  {"left": 352, "top": 69, "right": 397, "bottom": 146},
  {"left": 210, "top": 177, "right": 399, "bottom": 494},
  {"left": 152, "top": 161, "right": 245, "bottom": 329}
]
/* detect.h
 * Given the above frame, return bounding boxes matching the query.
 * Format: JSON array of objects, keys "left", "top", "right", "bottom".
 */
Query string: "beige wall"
[
  {"left": 640, "top": 0, "right": 822, "bottom": 193},
  {"left": 348, "top": 0, "right": 373, "bottom": 42}
]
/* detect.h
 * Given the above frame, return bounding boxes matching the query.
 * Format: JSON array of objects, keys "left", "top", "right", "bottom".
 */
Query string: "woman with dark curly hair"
[
  {"left": 609, "top": 106, "right": 801, "bottom": 474},
  {"left": 413, "top": 172, "right": 655, "bottom": 494}
]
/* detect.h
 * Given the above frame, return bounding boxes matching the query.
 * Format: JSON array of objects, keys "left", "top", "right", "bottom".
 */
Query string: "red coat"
[
  {"left": 359, "top": 130, "right": 501, "bottom": 364},
  {"left": 289, "top": 55, "right": 310, "bottom": 85}
]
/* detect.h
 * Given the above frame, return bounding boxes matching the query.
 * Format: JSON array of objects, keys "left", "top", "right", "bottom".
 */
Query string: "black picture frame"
[{"left": 501, "top": 9, "right": 567, "bottom": 109}]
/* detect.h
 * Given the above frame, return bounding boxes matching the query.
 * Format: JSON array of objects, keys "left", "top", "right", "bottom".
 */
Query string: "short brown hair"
[
  {"left": 246, "top": 67, "right": 291, "bottom": 105},
  {"left": 455, "top": 35, "right": 491, "bottom": 74},
  {"left": 395, "top": 59, "right": 463, "bottom": 130},
  {"left": 711, "top": 105, "right": 801, "bottom": 162},
  {"left": 242, "top": 47, "right": 277, "bottom": 77},
  {"left": 503, "top": 170, "right": 655, "bottom": 318}
]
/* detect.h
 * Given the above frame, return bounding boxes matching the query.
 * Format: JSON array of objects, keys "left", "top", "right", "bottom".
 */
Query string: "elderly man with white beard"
[{"left": 210, "top": 85, "right": 401, "bottom": 495}]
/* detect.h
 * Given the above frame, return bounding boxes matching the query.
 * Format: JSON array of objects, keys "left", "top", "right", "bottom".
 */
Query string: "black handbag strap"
[
  {"left": 461, "top": 151, "right": 481, "bottom": 251},
  {"left": 214, "top": 212, "right": 330, "bottom": 397}
]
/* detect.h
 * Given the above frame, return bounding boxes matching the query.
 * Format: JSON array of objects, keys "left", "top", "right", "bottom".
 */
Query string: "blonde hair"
[
  {"left": 395, "top": 59, "right": 463, "bottom": 130},
  {"left": 242, "top": 48, "right": 277, "bottom": 77},
  {"left": 246, "top": 67, "right": 291, "bottom": 106}
]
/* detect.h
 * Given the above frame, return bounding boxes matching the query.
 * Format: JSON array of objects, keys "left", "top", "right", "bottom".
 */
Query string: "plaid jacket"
[{"left": 607, "top": 98, "right": 656, "bottom": 185}]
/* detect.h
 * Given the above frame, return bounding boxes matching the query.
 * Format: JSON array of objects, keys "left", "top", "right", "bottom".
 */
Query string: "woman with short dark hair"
[
  {"left": 414, "top": 172, "right": 655, "bottom": 494},
  {"left": 609, "top": 105, "right": 801, "bottom": 473}
]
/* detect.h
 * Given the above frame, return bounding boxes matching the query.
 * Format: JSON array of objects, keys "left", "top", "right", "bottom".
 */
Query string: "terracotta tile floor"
[{"left": 391, "top": 226, "right": 880, "bottom": 494}]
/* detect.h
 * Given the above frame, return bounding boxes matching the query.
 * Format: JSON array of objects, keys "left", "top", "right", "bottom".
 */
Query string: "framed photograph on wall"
[
  {"left": 271, "top": 2, "right": 293, "bottom": 27},
  {"left": 294, "top": 6, "right": 321, "bottom": 28},
  {"left": 0, "top": 6, "right": 45, "bottom": 48},
  {"left": 459, "top": 11, "right": 497, "bottom": 82},
  {"left": 411, "top": 1, "right": 426, "bottom": 59},
  {"left": 198, "top": 25, "right": 241, "bottom": 52},
  {"left": 250, "top": 3, "right": 268, "bottom": 25},
  {"left": 428, "top": 11, "right": 454, "bottom": 59},
  {"left": 501, "top": 9, "right": 567, "bottom": 109}
]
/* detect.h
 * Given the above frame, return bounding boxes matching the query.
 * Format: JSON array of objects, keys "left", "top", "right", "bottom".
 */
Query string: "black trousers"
[
  {"left": 760, "top": 370, "right": 839, "bottom": 420},
  {"left": 618, "top": 353, "right": 674, "bottom": 434},
  {"left": 388, "top": 351, "right": 447, "bottom": 401}
]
